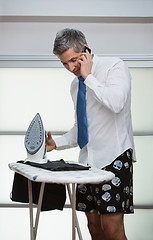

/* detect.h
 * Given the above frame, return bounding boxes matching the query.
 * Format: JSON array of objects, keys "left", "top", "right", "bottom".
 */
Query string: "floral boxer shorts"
[{"left": 76, "top": 149, "right": 134, "bottom": 214}]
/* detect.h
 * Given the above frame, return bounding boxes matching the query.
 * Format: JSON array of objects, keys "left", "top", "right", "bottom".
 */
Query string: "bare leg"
[
  {"left": 101, "top": 213, "right": 127, "bottom": 240},
  {"left": 86, "top": 212, "right": 107, "bottom": 240},
  {"left": 86, "top": 212, "right": 127, "bottom": 240}
]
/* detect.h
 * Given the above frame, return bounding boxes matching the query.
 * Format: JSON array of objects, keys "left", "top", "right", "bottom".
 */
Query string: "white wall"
[
  {"left": 0, "top": 0, "right": 153, "bottom": 17},
  {"left": 0, "top": 22, "right": 153, "bottom": 57},
  {"left": 0, "top": 0, "right": 153, "bottom": 62}
]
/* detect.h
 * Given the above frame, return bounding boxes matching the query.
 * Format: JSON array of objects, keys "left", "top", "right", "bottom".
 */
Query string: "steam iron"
[{"left": 24, "top": 113, "right": 47, "bottom": 163}]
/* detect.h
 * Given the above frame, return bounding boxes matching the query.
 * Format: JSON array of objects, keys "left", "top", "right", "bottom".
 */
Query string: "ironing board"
[{"left": 9, "top": 162, "right": 115, "bottom": 240}]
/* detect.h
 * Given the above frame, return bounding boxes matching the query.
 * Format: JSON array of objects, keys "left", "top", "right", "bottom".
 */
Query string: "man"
[{"left": 47, "top": 28, "right": 136, "bottom": 240}]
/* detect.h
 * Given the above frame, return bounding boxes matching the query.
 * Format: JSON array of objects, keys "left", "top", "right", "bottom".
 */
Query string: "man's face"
[{"left": 59, "top": 48, "right": 82, "bottom": 77}]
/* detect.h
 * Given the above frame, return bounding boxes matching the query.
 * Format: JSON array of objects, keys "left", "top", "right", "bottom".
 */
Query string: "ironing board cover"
[{"left": 9, "top": 162, "right": 115, "bottom": 184}]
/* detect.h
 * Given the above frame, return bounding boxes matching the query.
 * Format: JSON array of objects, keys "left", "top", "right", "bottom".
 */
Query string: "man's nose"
[{"left": 68, "top": 62, "right": 75, "bottom": 72}]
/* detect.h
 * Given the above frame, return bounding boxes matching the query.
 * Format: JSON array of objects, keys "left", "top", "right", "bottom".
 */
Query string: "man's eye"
[{"left": 72, "top": 59, "right": 76, "bottom": 62}]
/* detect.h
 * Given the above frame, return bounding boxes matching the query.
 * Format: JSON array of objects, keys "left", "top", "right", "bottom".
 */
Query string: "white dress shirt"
[{"left": 55, "top": 55, "right": 136, "bottom": 169}]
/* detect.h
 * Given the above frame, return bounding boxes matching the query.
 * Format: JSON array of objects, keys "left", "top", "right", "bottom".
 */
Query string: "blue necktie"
[{"left": 77, "top": 76, "right": 88, "bottom": 149}]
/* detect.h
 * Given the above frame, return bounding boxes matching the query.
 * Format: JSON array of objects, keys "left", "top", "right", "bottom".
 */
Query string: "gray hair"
[{"left": 53, "top": 28, "right": 87, "bottom": 56}]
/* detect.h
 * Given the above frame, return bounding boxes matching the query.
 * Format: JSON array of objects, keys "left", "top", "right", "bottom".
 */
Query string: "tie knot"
[{"left": 78, "top": 76, "right": 84, "bottom": 82}]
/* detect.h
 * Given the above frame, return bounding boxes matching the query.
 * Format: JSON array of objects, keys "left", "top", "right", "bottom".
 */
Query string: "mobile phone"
[{"left": 83, "top": 46, "right": 91, "bottom": 54}]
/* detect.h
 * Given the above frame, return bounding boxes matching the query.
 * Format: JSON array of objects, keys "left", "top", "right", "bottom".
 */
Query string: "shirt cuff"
[{"left": 54, "top": 136, "right": 69, "bottom": 150}]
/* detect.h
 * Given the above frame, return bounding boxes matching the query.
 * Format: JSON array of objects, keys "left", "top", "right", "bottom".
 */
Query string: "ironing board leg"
[
  {"left": 72, "top": 183, "right": 76, "bottom": 240},
  {"left": 34, "top": 182, "right": 45, "bottom": 239},
  {"left": 66, "top": 184, "right": 83, "bottom": 240},
  {"left": 28, "top": 179, "right": 34, "bottom": 240},
  {"left": 28, "top": 180, "right": 45, "bottom": 240}
]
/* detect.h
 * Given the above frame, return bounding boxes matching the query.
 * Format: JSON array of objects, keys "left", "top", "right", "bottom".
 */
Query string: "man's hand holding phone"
[{"left": 78, "top": 46, "right": 93, "bottom": 80}]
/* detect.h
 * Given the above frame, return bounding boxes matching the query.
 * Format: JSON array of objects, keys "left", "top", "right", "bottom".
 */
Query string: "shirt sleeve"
[
  {"left": 54, "top": 124, "right": 78, "bottom": 150},
  {"left": 54, "top": 79, "right": 78, "bottom": 150},
  {"left": 84, "top": 59, "right": 131, "bottom": 113}
]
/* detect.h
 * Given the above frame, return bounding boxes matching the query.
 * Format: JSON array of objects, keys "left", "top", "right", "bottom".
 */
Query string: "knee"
[
  {"left": 102, "top": 213, "right": 127, "bottom": 240},
  {"left": 102, "top": 225, "right": 116, "bottom": 240},
  {"left": 102, "top": 223, "right": 126, "bottom": 240}
]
